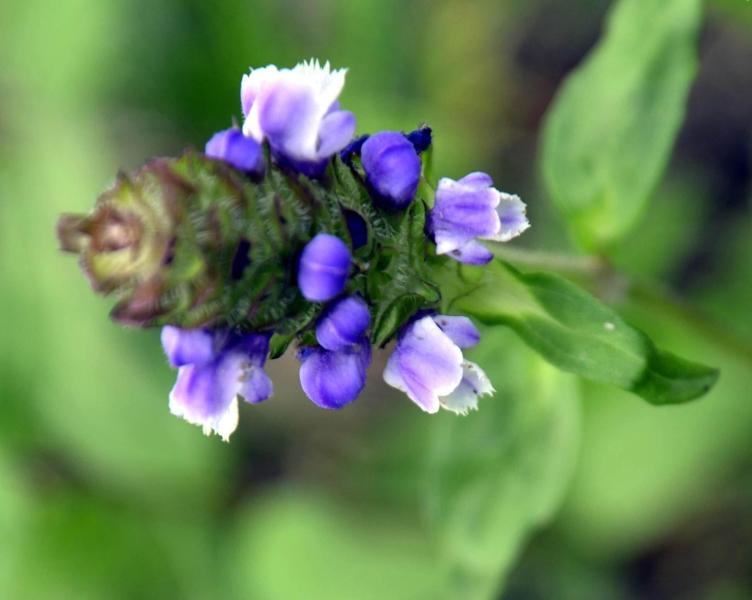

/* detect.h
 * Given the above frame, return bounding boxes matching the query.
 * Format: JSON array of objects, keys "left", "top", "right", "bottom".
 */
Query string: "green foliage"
[
  {"left": 226, "top": 491, "right": 442, "bottom": 600},
  {"left": 559, "top": 302, "right": 752, "bottom": 558},
  {"left": 455, "top": 261, "right": 718, "bottom": 405},
  {"left": 541, "top": 0, "right": 702, "bottom": 250},
  {"left": 370, "top": 201, "right": 440, "bottom": 346},
  {"left": 427, "top": 329, "right": 581, "bottom": 598}
]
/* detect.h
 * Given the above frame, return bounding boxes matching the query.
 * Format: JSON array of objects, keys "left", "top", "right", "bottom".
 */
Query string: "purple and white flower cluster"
[{"left": 162, "top": 59, "right": 529, "bottom": 440}]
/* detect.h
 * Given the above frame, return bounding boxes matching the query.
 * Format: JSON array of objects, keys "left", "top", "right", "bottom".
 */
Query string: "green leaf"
[
  {"left": 540, "top": 0, "right": 702, "bottom": 250},
  {"left": 454, "top": 261, "right": 718, "bottom": 405},
  {"left": 371, "top": 292, "right": 429, "bottom": 347},
  {"left": 428, "top": 329, "right": 581, "bottom": 598}
]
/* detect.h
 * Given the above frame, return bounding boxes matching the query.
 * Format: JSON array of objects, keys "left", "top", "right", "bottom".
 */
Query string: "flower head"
[
  {"left": 383, "top": 314, "right": 493, "bottom": 414},
  {"left": 429, "top": 172, "right": 529, "bottom": 264},
  {"left": 162, "top": 326, "right": 272, "bottom": 441},
  {"left": 241, "top": 60, "right": 356, "bottom": 174},
  {"left": 205, "top": 128, "right": 264, "bottom": 176},
  {"left": 361, "top": 131, "right": 422, "bottom": 210},
  {"left": 298, "top": 233, "right": 351, "bottom": 302}
]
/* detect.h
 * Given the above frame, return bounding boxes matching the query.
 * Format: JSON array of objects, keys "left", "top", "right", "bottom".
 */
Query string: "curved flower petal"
[
  {"left": 457, "top": 171, "right": 493, "bottom": 187},
  {"left": 439, "top": 361, "right": 494, "bottom": 415},
  {"left": 298, "top": 341, "right": 371, "bottom": 409},
  {"left": 298, "top": 233, "right": 351, "bottom": 302},
  {"left": 486, "top": 193, "right": 530, "bottom": 242},
  {"left": 432, "top": 315, "right": 480, "bottom": 348},
  {"left": 316, "top": 295, "right": 371, "bottom": 351},
  {"left": 447, "top": 239, "right": 494, "bottom": 265},
  {"left": 383, "top": 316, "right": 463, "bottom": 413},
  {"left": 317, "top": 110, "right": 357, "bottom": 159},
  {"left": 241, "top": 65, "right": 279, "bottom": 118},
  {"left": 205, "top": 128, "right": 264, "bottom": 175},
  {"left": 257, "top": 79, "right": 320, "bottom": 162},
  {"left": 161, "top": 326, "right": 215, "bottom": 368},
  {"left": 168, "top": 363, "right": 240, "bottom": 442}
]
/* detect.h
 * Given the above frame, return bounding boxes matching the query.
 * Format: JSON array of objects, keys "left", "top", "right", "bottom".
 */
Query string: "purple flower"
[
  {"left": 361, "top": 131, "right": 422, "bottom": 210},
  {"left": 298, "top": 340, "right": 371, "bottom": 409},
  {"left": 429, "top": 172, "right": 529, "bottom": 265},
  {"left": 315, "top": 295, "right": 371, "bottom": 351},
  {"left": 205, "top": 128, "right": 264, "bottom": 176},
  {"left": 161, "top": 326, "right": 272, "bottom": 440},
  {"left": 241, "top": 60, "right": 356, "bottom": 175},
  {"left": 298, "top": 233, "right": 351, "bottom": 302},
  {"left": 383, "top": 314, "right": 493, "bottom": 414}
]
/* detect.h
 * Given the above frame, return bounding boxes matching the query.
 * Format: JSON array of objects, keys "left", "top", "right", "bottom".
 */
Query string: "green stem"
[{"left": 492, "top": 245, "right": 606, "bottom": 276}]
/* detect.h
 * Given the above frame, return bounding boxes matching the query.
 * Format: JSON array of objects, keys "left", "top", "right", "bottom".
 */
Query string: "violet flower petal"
[
  {"left": 298, "top": 233, "right": 351, "bottom": 302},
  {"left": 432, "top": 315, "right": 481, "bottom": 348},
  {"left": 299, "top": 341, "right": 371, "bottom": 409},
  {"left": 316, "top": 295, "right": 371, "bottom": 351}
]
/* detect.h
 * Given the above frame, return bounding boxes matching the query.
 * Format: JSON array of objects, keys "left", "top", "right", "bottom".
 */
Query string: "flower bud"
[
  {"left": 57, "top": 168, "right": 180, "bottom": 296},
  {"left": 429, "top": 172, "right": 529, "bottom": 265},
  {"left": 298, "top": 340, "right": 371, "bottom": 409},
  {"left": 205, "top": 128, "right": 264, "bottom": 176},
  {"left": 315, "top": 294, "right": 370, "bottom": 351},
  {"left": 57, "top": 152, "right": 289, "bottom": 327},
  {"left": 297, "top": 233, "right": 351, "bottom": 302},
  {"left": 361, "top": 131, "right": 421, "bottom": 210}
]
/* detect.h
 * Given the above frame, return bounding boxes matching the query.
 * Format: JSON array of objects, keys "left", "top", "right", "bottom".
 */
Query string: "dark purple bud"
[
  {"left": 343, "top": 209, "right": 368, "bottom": 249},
  {"left": 298, "top": 233, "right": 351, "bottom": 302},
  {"left": 405, "top": 126, "right": 432, "bottom": 154},
  {"left": 339, "top": 134, "right": 369, "bottom": 166},
  {"left": 316, "top": 295, "right": 371, "bottom": 351},
  {"left": 205, "top": 128, "right": 264, "bottom": 176},
  {"left": 361, "top": 131, "right": 421, "bottom": 210},
  {"left": 298, "top": 340, "right": 371, "bottom": 409}
]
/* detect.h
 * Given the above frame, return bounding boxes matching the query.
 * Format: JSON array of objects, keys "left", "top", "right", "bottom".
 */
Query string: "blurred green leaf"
[
  {"left": 455, "top": 261, "right": 718, "bottom": 404},
  {"left": 558, "top": 303, "right": 752, "bottom": 558},
  {"left": 541, "top": 0, "right": 701, "bottom": 250},
  {"left": 226, "top": 490, "right": 443, "bottom": 600},
  {"left": 8, "top": 493, "right": 216, "bottom": 600},
  {"left": 428, "top": 328, "right": 581, "bottom": 598},
  {"left": 0, "top": 451, "right": 34, "bottom": 596}
]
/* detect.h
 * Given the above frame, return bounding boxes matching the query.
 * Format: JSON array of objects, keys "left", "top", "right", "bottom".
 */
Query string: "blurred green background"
[{"left": 1, "top": 0, "right": 751, "bottom": 598}]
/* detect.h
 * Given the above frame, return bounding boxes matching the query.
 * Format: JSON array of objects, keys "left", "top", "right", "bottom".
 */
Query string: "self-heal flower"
[
  {"left": 241, "top": 60, "right": 356, "bottom": 175},
  {"left": 161, "top": 326, "right": 272, "bottom": 441},
  {"left": 298, "top": 233, "right": 351, "bottom": 302},
  {"left": 298, "top": 294, "right": 372, "bottom": 409},
  {"left": 383, "top": 314, "right": 493, "bottom": 414},
  {"left": 298, "top": 341, "right": 371, "bottom": 409},
  {"left": 361, "top": 131, "right": 422, "bottom": 210},
  {"left": 429, "top": 172, "right": 529, "bottom": 264},
  {"left": 205, "top": 128, "right": 264, "bottom": 176}
]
